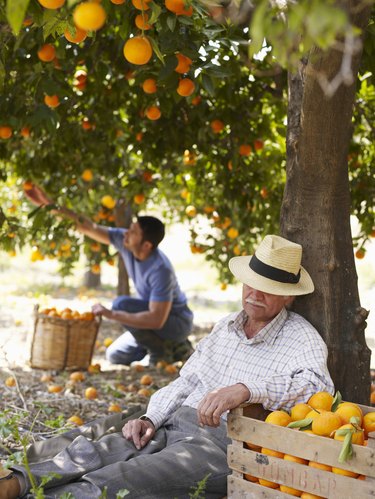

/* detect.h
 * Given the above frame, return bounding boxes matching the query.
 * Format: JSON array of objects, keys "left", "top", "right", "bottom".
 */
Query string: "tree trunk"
[
  {"left": 280, "top": 1, "right": 372, "bottom": 403},
  {"left": 115, "top": 200, "right": 133, "bottom": 297},
  {"left": 83, "top": 270, "right": 101, "bottom": 289}
]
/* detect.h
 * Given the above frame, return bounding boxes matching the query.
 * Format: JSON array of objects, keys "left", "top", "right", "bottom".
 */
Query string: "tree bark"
[
  {"left": 280, "top": 1, "right": 372, "bottom": 403},
  {"left": 115, "top": 200, "right": 133, "bottom": 297},
  {"left": 83, "top": 270, "right": 101, "bottom": 288}
]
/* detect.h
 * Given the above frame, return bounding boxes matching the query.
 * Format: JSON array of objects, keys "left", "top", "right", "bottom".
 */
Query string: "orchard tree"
[{"left": 0, "top": 0, "right": 374, "bottom": 401}]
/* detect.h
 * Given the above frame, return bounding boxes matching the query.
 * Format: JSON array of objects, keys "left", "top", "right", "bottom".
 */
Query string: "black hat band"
[{"left": 249, "top": 254, "right": 301, "bottom": 284}]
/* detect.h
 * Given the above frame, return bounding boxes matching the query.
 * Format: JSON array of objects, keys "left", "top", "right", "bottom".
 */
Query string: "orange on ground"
[
  {"left": 311, "top": 411, "right": 342, "bottom": 437},
  {"left": 164, "top": 364, "right": 178, "bottom": 374},
  {"left": 140, "top": 374, "right": 153, "bottom": 385},
  {"left": 142, "top": 78, "right": 157, "bottom": 94},
  {"left": 40, "top": 373, "right": 54, "bottom": 383},
  {"left": 177, "top": 78, "right": 195, "bottom": 97},
  {"left": 175, "top": 53, "right": 192, "bottom": 74},
  {"left": 108, "top": 403, "right": 122, "bottom": 412},
  {"left": 131, "top": 0, "right": 152, "bottom": 10},
  {"left": 135, "top": 13, "right": 152, "bottom": 30},
  {"left": 68, "top": 415, "right": 84, "bottom": 426},
  {"left": 5, "top": 377, "right": 16, "bottom": 387},
  {"left": 88, "top": 363, "right": 101, "bottom": 374},
  {"left": 261, "top": 447, "right": 284, "bottom": 459},
  {"left": 210, "top": 119, "right": 224, "bottom": 133},
  {"left": 48, "top": 384, "right": 64, "bottom": 393},
  {"left": 308, "top": 461, "right": 332, "bottom": 471},
  {"left": 124, "top": 36, "right": 152, "bottom": 65},
  {"left": 64, "top": 26, "right": 87, "bottom": 44},
  {"left": 37, "top": 44, "right": 56, "bottom": 62},
  {"left": 145, "top": 105, "right": 161, "bottom": 120},
  {"left": 265, "top": 410, "right": 292, "bottom": 427},
  {"left": 85, "top": 387, "right": 98, "bottom": 400},
  {"left": 134, "top": 193, "right": 145, "bottom": 205},
  {"left": 38, "top": 0, "right": 65, "bottom": 8},
  {"left": 69, "top": 371, "right": 85, "bottom": 383},
  {"left": 44, "top": 95, "right": 60, "bottom": 108},
  {"left": 156, "top": 360, "right": 168, "bottom": 369},
  {"left": 284, "top": 454, "right": 308, "bottom": 465},
  {"left": 279, "top": 484, "right": 302, "bottom": 497},
  {"left": 73, "top": 2, "right": 107, "bottom": 31},
  {"left": 307, "top": 391, "right": 334, "bottom": 411},
  {"left": 0, "top": 126, "right": 12, "bottom": 139},
  {"left": 239, "top": 144, "right": 252, "bottom": 156},
  {"left": 332, "top": 466, "right": 359, "bottom": 478},
  {"left": 138, "top": 388, "right": 151, "bottom": 397},
  {"left": 290, "top": 403, "right": 311, "bottom": 421},
  {"left": 335, "top": 401, "right": 363, "bottom": 425},
  {"left": 132, "top": 364, "right": 145, "bottom": 372},
  {"left": 103, "top": 337, "right": 114, "bottom": 348}
]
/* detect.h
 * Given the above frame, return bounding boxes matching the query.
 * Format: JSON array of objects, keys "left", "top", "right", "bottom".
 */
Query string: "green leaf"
[
  {"left": 331, "top": 391, "right": 342, "bottom": 412},
  {"left": 249, "top": 0, "right": 268, "bottom": 58},
  {"left": 0, "top": 59, "right": 5, "bottom": 90},
  {"left": 148, "top": 3, "right": 162, "bottom": 25},
  {"left": 6, "top": 0, "right": 31, "bottom": 36},
  {"left": 166, "top": 15, "right": 177, "bottom": 32},
  {"left": 338, "top": 431, "right": 353, "bottom": 463},
  {"left": 201, "top": 73, "right": 215, "bottom": 97},
  {"left": 149, "top": 38, "right": 164, "bottom": 64},
  {"left": 287, "top": 418, "right": 313, "bottom": 429}
]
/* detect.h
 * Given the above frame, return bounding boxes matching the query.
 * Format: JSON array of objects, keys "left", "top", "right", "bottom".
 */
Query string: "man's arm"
[
  {"left": 92, "top": 300, "right": 172, "bottom": 329},
  {"left": 24, "top": 183, "right": 111, "bottom": 245}
]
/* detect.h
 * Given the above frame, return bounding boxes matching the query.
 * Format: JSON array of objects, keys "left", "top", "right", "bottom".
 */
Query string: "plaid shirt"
[{"left": 146, "top": 308, "right": 334, "bottom": 429}]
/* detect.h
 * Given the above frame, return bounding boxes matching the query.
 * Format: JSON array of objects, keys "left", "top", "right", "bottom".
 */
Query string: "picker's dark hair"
[{"left": 137, "top": 216, "right": 165, "bottom": 249}]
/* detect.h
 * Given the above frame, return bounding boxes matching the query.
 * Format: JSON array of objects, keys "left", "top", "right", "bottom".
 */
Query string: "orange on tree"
[
  {"left": 185, "top": 205, "right": 197, "bottom": 217},
  {"left": 265, "top": 410, "right": 292, "bottom": 427},
  {"left": 64, "top": 26, "right": 87, "bottom": 44},
  {"left": 210, "top": 119, "right": 224, "bottom": 133},
  {"left": 165, "top": 0, "right": 187, "bottom": 14},
  {"left": 20, "top": 126, "right": 30, "bottom": 138},
  {"left": 355, "top": 248, "right": 365, "bottom": 259},
  {"left": 307, "top": 391, "right": 334, "bottom": 411},
  {"left": 136, "top": 131, "right": 143, "bottom": 141},
  {"left": 174, "top": 53, "right": 192, "bottom": 73},
  {"left": 91, "top": 263, "right": 100, "bottom": 274},
  {"left": 239, "top": 144, "right": 252, "bottom": 156},
  {"left": 142, "top": 78, "right": 157, "bottom": 94},
  {"left": 260, "top": 187, "right": 268, "bottom": 199},
  {"left": 101, "top": 195, "right": 116, "bottom": 209},
  {"left": 254, "top": 139, "right": 264, "bottom": 151},
  {"left": 135, "top": 13, "right": 152, "bottom": 30},
  {"left": 82, "top": 118, "right": 93, "bottom": 130},
  {"left": 131, "top": 0, "right": 152, "bottom": 10},
  {"left": 0, "top": 126, "right": 12, "bottom": 139},
  {"left": 111, "top": 0, "right": 126, "bottom": 3},
  {"left": 227, "top": 227, "right": 239, "bottom": 239},
  {"left": 124, "top": 36, "right": 153, "bottom": 65},
  {"left": 73, "top": 2, "right": 107, "bottom": 31},
  {"left": 145, "top": 105, "right": 161, "bottom": 120},
  {"left": 37, "top": 44, "right": 56, "bottom": 62},
  {"left": 134, "top": 193, "right": 146, "bottom": 205},
  {"left": 85, "top": 387, "right": 98, "bottom": 399},
  {"left": 177, "top": 78, "right": 195, "bottom": 97},
  {"left": 44, "top": 94, "right": 60, "bottom": 108},
  {"left": 81, "top": 169, "right": 93, "bottom": 182},
  {"left": 38, "top": 0, "right": 65, "bottom": 8},
  {"left": 311, "top": 411, "right": 342, "bottom": 437}
]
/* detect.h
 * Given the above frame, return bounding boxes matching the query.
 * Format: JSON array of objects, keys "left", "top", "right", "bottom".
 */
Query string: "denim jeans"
[{"left": 105, "top": 296, "right": 194, "bottom": 365}]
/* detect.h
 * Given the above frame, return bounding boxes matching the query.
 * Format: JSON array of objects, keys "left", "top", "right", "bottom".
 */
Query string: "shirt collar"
[{"left": 230, "top": 308, "right": 288, "bottom": 345}]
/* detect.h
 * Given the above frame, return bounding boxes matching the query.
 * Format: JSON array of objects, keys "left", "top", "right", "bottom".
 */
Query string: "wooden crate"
[{"left": 227, "top": 403, "right": 375, "bottom": 498}]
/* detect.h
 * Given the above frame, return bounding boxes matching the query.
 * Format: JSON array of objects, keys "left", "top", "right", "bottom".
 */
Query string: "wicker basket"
[{"left": 30, "top": 305, "right": 101, "bottom": 370}]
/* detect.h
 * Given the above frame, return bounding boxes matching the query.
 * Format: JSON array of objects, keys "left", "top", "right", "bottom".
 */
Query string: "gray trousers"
[{"left": 14, "top": 407, "right": 230, "bottom": 499}]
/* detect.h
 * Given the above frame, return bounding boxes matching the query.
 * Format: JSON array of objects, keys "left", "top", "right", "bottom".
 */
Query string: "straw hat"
[{"left": 229, "top": 235, "right": 314, "bottom": 296}]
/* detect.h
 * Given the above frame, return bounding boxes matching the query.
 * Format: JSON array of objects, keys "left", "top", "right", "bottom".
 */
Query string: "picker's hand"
[
  {"left": 122, "top": 418, "right": 155, "bottom": 449},
  {"left": 24, "top": 183, "right": 54, "bottom": 207},
  {"left": 197, "top": 383, "right": 250, "bottom": 427},
  {"left": 92, "top": 303, "right": 112, "bottom": 319}
]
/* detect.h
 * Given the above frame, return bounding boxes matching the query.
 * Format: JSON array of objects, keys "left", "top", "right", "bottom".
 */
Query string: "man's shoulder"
[{"left": 285, "top": 311, "right": 325, "bottom": 341}]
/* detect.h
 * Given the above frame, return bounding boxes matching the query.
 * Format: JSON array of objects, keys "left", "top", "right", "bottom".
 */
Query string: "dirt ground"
[{"left": 0, "top": 288, "right": 212, "bottom": 460}]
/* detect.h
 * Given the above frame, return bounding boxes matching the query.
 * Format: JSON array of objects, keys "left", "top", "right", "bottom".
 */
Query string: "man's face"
[
  {"left": 242, "top": 284, "right": 293, "bottom": 324},
  {"left": 123, "top": 222, "right": 145, "bottom": 253}
]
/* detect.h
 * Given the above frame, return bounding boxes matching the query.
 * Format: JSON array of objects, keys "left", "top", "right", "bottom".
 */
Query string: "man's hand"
[
  {"left": 92, "top": 303, "right": 112, "bottom": 318},
  {"left": 197, "top": 384, "right": 250, "bottom": 427},
  {"left": 24, "top": 183, "right": 54, "bottom": 207},
  {"left": 122, "top": 418, "right": 155, "bottom": 450}
]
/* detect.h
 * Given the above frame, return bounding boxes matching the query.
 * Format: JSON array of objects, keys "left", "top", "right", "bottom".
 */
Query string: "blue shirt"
[{"left": 109, "top": 228, "right": 190, "bottom": 315}]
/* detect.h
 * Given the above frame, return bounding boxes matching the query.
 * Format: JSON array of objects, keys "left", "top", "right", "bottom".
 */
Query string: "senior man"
[{"left": 0, "top": 235, "right": 334, "bottom": 499}]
